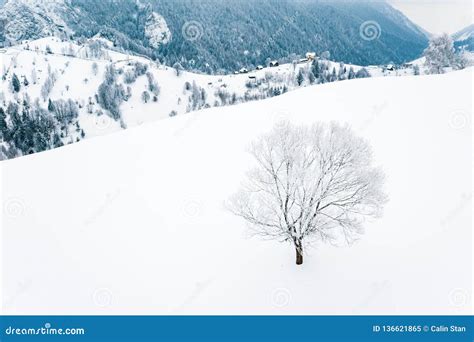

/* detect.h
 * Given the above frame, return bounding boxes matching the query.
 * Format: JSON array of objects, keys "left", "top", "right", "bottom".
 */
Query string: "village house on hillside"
[{"left": 306, "top": 52, "right": 316, "bottom": 60}]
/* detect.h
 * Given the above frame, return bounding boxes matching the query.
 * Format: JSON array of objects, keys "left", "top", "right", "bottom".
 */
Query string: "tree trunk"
[{"left": 295, "top": 242, "right": 303, "bottom": 265}]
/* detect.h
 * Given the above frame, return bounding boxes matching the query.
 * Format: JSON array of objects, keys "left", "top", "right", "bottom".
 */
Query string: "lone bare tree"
[{"left": 228, "top": 122, "right": 387, "bottom": 265}]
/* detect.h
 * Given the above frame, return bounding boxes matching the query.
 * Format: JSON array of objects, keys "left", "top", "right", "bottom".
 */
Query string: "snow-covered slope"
[
  {"left": 2, "top": 37, "right": 397, "bottom": 159},
  {"left": 1, "top": 68, "right": 471, "bottom": 315}
]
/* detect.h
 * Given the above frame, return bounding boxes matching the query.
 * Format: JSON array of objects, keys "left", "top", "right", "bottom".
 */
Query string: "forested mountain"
[
  {"left": 147, "top": 0, "right": 428, "bottom": 72},
  {"left": 0, "top": 0, "right": 428, "bottom": 73},
  {"left": 453, "top": 24, "right": 474, "bottom": 51}
]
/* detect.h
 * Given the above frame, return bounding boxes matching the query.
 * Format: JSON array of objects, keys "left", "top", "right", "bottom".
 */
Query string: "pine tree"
[
  {"left": 330, "top": 67, "right": 337, "bottom": 82},
  {"left": 311, "top": 60, "right": 320, "bottom": 79},
  {"left": 173, "top": 62, "right": 184, "bottom": 76},
  {"left": 338, "top": 62, "right": 346, "bottom": 80},
  {"left": 97, "top": 64, "right": 125, "bottom": 120},
  {"left": 348, "top": 67, "right": 356, "bottom": 79},
  {"left": 12, "top": 73, "right": 20, "bottom": 93},
  {"left": 355, "top": 68, "right": 370, "bottom": 78},
  {"left": 22, "top": 94, "right": 31, "bottom": 110},
  {"left": 48, "top": 99, "right": 55, "bottom": 112},
  {"left": 0, "top": 107, "right": 8, "bottom": 139},
  {"left": 413, "top": 65, "right": 420, "bottom": 76},
  {"left": 141, "top": 91, "right": 150, "bottom": 103},
  {"left": 296, "top": 69, "right": 305, "bottom": 86},
  {"left": 6, "top": 102, "right": 20, "bottom": 129}
]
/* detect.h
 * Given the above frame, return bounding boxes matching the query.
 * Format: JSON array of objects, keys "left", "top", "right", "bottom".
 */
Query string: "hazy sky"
[{"left": 389, "top": 0, "right": 473, "bottom": 34}]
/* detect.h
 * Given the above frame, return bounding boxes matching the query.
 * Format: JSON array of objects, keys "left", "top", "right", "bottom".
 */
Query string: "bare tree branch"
[{"left": 227, "top": 121, "right": 387, "bottom": 265}]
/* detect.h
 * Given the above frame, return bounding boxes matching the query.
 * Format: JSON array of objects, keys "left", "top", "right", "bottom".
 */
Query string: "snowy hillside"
[
  {"left": 2, "top": 37, "right": 408, "bottom": 160},
  {"left": 1, "top": 68, "right": 471, "bottom": 315}
]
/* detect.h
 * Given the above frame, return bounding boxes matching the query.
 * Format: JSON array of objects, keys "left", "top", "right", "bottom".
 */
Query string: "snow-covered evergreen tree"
[
  {"left": 355, "top": 68, "right": 370, "bottom": 78},
  {"left": 0, "top": 107, "right": 8, "bottom": 139},
  {"left": 348, "top": 67, "right": 356, "bottom": 80},
  {"left": 296, "top": 69, "right": 305, "bottom": 86},
  {"left": 97, "top": 64, "right": 125, "bottom": 120},
  {"left": 173, "top": 62, "right": 184, "bottom": 77},
  {"left": 423, "top": 34, "right": 458, "bottom": 74},
  {"left": 146, "top": 72, "right": 160, "bottom": 97},
  {"left": 12, "top": 74, "right": 21, "bottom": 93},
  {"left": 141, "top": 91, "right": 151, "bottom": 103}
]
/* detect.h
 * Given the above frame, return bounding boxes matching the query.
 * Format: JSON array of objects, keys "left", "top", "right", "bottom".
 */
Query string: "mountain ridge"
[
  {"left": 1, "top": 0, "right": 429, "bottom": 72},
  {"left": 453, "top": 24, "right": 474, "bottom": 51}
]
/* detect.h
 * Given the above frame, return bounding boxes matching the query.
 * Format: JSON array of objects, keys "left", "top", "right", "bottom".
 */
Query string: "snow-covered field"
[{"left": 1, "top": 67, "right": 472, "bottom": 315}]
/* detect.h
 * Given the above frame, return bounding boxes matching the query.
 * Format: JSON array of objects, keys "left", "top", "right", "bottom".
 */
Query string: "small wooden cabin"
[{"left": 306, "top": 52, "right": 316, "bottom": 61}]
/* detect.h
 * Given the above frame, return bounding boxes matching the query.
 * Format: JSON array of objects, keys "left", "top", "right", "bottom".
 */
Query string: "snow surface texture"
[{"left": 1, "top": 68, "right": 472, "bottom": 315}]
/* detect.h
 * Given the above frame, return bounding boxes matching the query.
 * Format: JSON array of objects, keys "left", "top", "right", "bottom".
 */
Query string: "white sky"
[{"left": 389, "top": 0, "right": 473, "bottom": 34}]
